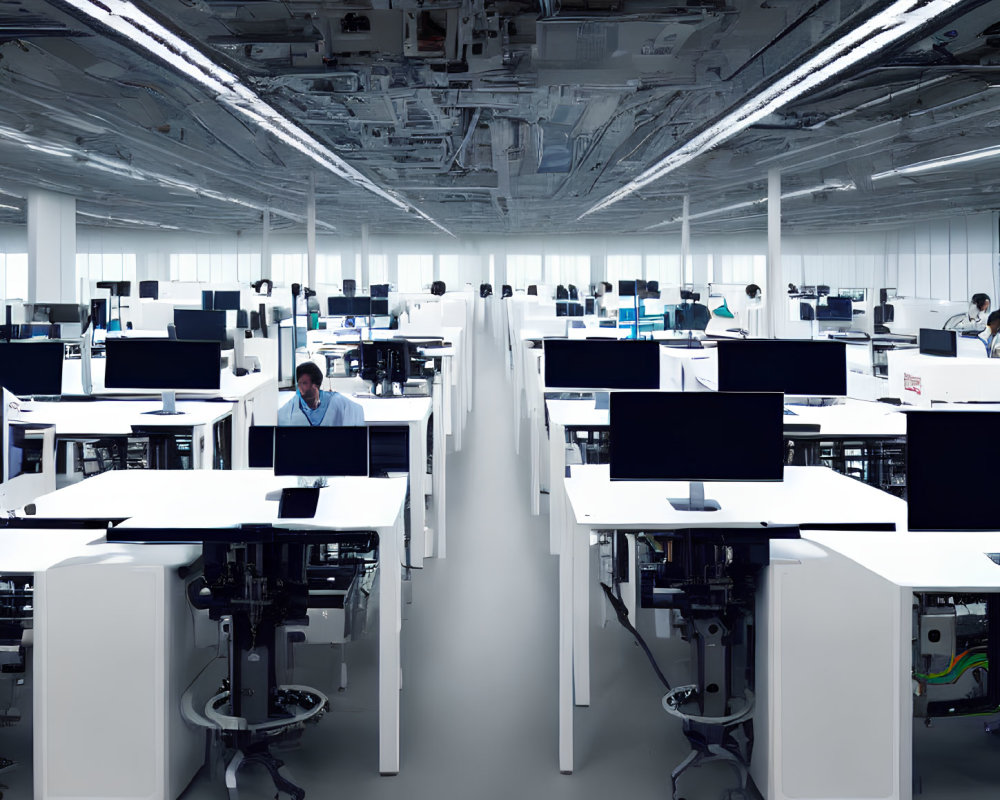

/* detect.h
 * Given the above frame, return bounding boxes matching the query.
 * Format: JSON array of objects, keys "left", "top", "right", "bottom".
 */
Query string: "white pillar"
[
  {"left": 680, "top": 195, "right": 691, "bottom": 285},
  {"left": 766, "top": 168, "right": 783, "bottom": 338},
  {"left": 261, "top": 207, "right": 271, "bottom": 280},
  {"left": 360, "top": 223, "right": 370, "bottom": 290},
  {"left": 306, "top": 173, "right": 317, "bottom": 290},
  {"left": 27, "top": 190, "right": 75, "bottom": 302}
]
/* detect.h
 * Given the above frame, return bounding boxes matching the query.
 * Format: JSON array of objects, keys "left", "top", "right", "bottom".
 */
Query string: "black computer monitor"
[
  {"left": 213, "top": 290, "right": 241, "bottom": 311},
  {"left": 201, "top": 290, "right": 214, "bottom": 311},
  {"left": 329, "top": 296, "right": 373, "bottom": 316},
  {"left": 360, "top": 340, "right": 411, "bottom": 384},
  {"left": 104, "top": 339, "right": 221, "bottom": 390},
  {"left": 139, "top": 281, "right": 159, "bottom": 300},
  {"left": 609, "top": 391, "right": 784, "bottom": 483},
  {"left": 716, "top": 340, "right": 847, "bottom": 396},
  {"left": 619, "top": 280, "right": 637, "bottom": 297},
  {"left": 906, "top": 411, "right": 1000, "bottom": 530},
  {"left": 248, "top": 425, "right": 276, "bottom": 468},
  {"left": 273, "top": 426, "right": 369, "bottom": 477},
  {"left": 371, "top": 298, "right": 389, "bottom": 316},
  {"left": 47, "top": 304, "right": 83, "bottom": 324},
  {"left": 173, "top": 309, "right": 227, "bottom": 343},
  {"left": 816, "top": 297, "right": 852, "bottom": 321},
  {"left": 543, "top": 339, "right": 660, "bottom": 390},
  {"left": 0, "top": 341, "right": 64, "bottom": 396},
  {"left": 919, "top": 328, "right": 957, "bottom": 357},
  {"left": 370, "top": 284, "right": 390, "bottom": 298}
]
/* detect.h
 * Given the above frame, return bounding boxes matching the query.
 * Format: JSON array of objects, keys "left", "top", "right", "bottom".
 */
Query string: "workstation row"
[
  {"left": 0, "top": 278, "right": 478, "bottom": 800},
  {"left": 486, "top": 293, "right": 1000, "bottom": 800}
]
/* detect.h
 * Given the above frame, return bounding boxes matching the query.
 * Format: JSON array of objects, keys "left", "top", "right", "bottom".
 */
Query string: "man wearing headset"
[{"left": 278, "top": 361, "right": 364, "bottom": 426}]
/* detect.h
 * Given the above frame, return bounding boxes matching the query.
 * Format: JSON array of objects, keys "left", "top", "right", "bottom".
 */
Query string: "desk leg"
[
  {"left": 530, "top": 408, "right": 540, "bottom": 516},
  {"left": 379, "top": 516, "right": 402, "bottom": 775},
  {"left": 558, "top": 512, "right": 574, "bottom": 773},
  {"left": 573, "top": 521, "right": 590, "bottom": 707},
  {"left": 548, "top": 422, "right": 565, "bottom": 556},
  {"left": 408, "top": 430, "right": 426, "bottom": 568},
  {"left": 434, "top": 408, "right": 446, "bottom": 558}
]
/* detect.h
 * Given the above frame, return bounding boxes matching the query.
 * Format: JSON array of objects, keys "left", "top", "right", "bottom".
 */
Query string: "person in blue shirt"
[
  {"left": 278, "top": 361, "right": 364, "bottom": 426},
  {"left": 981, "top": 311, "right": 1000, "bottom": 358}
]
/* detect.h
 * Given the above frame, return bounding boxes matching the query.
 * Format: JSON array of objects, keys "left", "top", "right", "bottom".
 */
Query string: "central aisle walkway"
[{"left": 180, "top": 324, "right": 687, "bottom": 800}]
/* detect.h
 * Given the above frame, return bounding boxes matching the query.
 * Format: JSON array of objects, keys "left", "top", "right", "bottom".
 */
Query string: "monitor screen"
[
  {"left": 47, "top": 304, "right": 82, "bottom": 324},
  {"left": 919, "top": 328, "right": 957, "bottom": 357},
  {"left": 544, "top": 339, "right": 660, "bottom": 390},
  {"left": 816, "top": 297, "right": 852, "bottom": 320},
  {"left": 371, "top": 298, "right": 389, "bottom": 316},
  {"left": 248, "top": 425, "right": 275, "bottom": 468},
  {"left": 273, "top": 425, "right": 369, "bottom": 477},
  {"left": 370, "top": 284, "right": 390, "bottom": 298},
  {"left": 838, "top": 288, "right": 866, "bottom": 303},
  {"left": 104, "top": 339, "right": 221, "bottom": 390},
  {"left": 609, "top": 391, "right": 785, "bottom": 481},
  {"left": 619, "top": 280, "right": 637, "bottom": 297},
  {"left": 139, "top": 281, "right": 159, "bottom": 300},
  {"left": 201, "top": 290, "right": 214, "bottom": 311},
  {"left": 716, "top": 340, "right": 847, "bottom": 396},
  {"left": 213, "top": 290, "right": 241, "bottom": 311},
  {"left": 360, "top": 340, "right": 411, "bottom": 384},
  {"left": 906, "top": 411, "right": 1000, "bottom": 530},
  {"left": 329, "top": 296, "right": 373, "bottom": 316},
  {"left": 173, "top": 309, "right": 227, "bottom": 343},
  {"left": 0, "top": 341, "right": 64, "bottom": 396}
]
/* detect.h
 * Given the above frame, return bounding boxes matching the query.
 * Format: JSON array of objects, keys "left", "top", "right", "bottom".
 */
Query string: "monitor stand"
[
  {"left": 142, "top": 390, "right": 183, "bottom": 415},
  {"left": 668, "top": 481, "right": 720, "bottom": 512}
]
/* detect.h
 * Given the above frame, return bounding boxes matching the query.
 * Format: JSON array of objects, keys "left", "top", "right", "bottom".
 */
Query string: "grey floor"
[{"left": 5, "top": 325, "right": 999, "bottom": 799}]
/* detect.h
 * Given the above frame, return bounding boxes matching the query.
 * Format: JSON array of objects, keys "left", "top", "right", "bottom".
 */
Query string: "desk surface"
[
  {"left": 565, "top": 464, "right": 906, "bottom": 529},
  {"left": 20, "top": 397, "right": 232, "bottom": 434},
  {"left": 806, "top": 529, "right": 1000, "bottom": 589},
  {"left": 62, "top": 356, "right": 273, "bottom": 402},
  {"left": 0, "top": 528, "right": 105, "bottom": 571},
  {"left": 31, "top": 469, "right": 408, "bottom": 531},
  {"left": 546, "top": 397, "right": 905, "bottom": 437}
]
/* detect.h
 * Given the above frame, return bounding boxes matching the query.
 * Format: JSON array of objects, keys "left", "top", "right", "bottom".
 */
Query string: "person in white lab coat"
[
  {"left": 981, "top": 311, "right": 1000, "bottom": 358},
  {"left": 277, "top": 361, "right": 365, "bottom": 426},
  {"left": 946, "top": 293, "right": 991, "bottom": 332}
]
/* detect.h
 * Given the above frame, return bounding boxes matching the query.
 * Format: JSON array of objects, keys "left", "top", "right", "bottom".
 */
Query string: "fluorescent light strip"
[
  {"left": 581, "top": 0, "right": 966, "bottom": 219},
  {"left": 77, "top": 210, "right": 180, "bottom": 229},
  {"left": 871, "top": 144, "right": 1000, "bottom": 180},
  {"left": 0, "top": 203, "right": 20, "bottom": 212},
  {"left": 62, "top": 0, "right": 453, "bottom": 236},
  {"left": 645, "top": 181, "right": 856, "bottom": 228},
  {"left": 0, "top": 122, "right": 337, "bottom": 231}
]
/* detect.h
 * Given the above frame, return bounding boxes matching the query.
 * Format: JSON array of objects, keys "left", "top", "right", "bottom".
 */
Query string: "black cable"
[{"left": 599, "top": 582, "right": 671, "bottom": 690}]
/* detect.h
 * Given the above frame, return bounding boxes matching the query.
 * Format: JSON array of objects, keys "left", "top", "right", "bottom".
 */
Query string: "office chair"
[
  {"left": 480, "top": 283, "right": 493, "bottom": 298},
  {"left": 431, "top": 280, "right": 446, "bottom": 296},
  {"left": 799, "top": 302, "right": 815, "bottom": 321},
  {"left": 527, "top": 285, "right": 538, "bottom": 296},
  {"left": 501, "top": 285, "right": 512, "bottom": 298},
  {"left": 556, "top": 284, "right": 568, "bottom": 300},
  {"left": 343, "top": 279, "right": 356, "bottom": 297},
  {"left": 568, "top": 284, "right": 579, "bottom": 301}
]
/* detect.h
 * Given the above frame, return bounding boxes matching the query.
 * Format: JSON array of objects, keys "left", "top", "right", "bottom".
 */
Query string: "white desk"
[
  {"left": 277, "top": 388, "right": 442, "bottom": 562},
  {"left": 557, "top": 465, "right": 907, "bottom": 774},
  {"left": 29, "top": 470, "right": 408, "bottom": 799},
  {"left": 755, "top": 531, "right": 1000, "bottom": 800},
  {"left": 887, "top": 348, "right": 1000, "bottom": 405}
]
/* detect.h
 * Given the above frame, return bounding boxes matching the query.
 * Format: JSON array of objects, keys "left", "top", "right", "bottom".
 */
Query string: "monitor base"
[{"left": 668, "top": 481, "right": 720, "bottom": 512}]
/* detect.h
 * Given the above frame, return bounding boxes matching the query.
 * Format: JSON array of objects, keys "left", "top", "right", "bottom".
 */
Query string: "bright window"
[
  {"left": 645, "top": 254, "right": 682, "bottom": 286},
  {"left": 76, "top": 253, "right": 137, "bottom": 299},
  {"left": 506, "top": 254, "right": 542, "bottom": 290},
  {"left": 397, "top": 254, "right": 433, "bottom": 293},
  {"left": 544, "top": 254, "right": 590, "bottom": 290},
  {"left": 606, "top": 254, "right": 642, "bottom": 289},
  {"left": 1, "top": 253, "right": 28, "bottom": 301}
]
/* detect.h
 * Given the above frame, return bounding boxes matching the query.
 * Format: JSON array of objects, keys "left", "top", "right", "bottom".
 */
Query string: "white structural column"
[
  {"left": 307, "top": 173, "right": 317, "bottom": 290},
  {"left": 27, "top": 190, "right": 75, "bottom": 303},
  {"left": 766, "top": 168, "right": 783, "bottom": 338},
  {"left": 261, "top": 207, "right": 271, "bottom": 280},
  {"left": 680, "top": 195, "right": 691, "bottom": 284},
  {"left": 360, "top": 223, "right": 370, "bottom": 290}
]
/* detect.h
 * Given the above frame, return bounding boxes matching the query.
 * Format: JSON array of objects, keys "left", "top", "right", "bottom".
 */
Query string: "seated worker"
[
  {"left": 946, "top": 292, "right": 991, "bottom": 331},
  {"left": 278, "top": 361, "right": 365, "bottom": 426},
  {"left": 982, "top": 311, "right": 1000, "bottom": 358}
]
